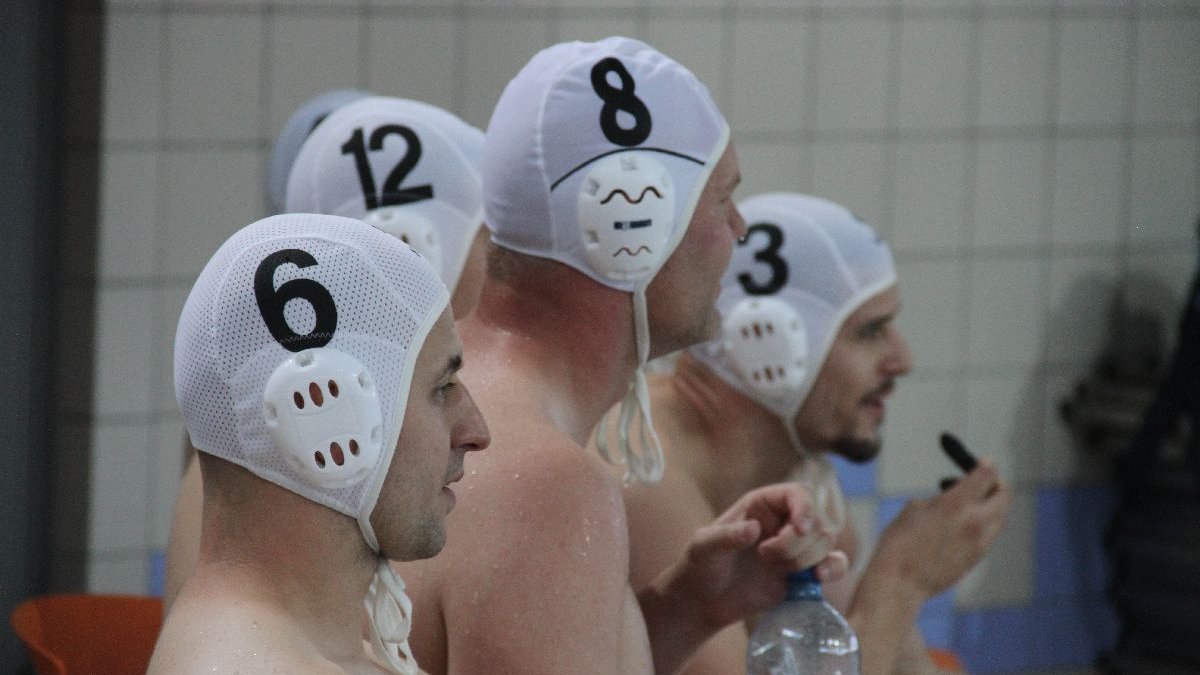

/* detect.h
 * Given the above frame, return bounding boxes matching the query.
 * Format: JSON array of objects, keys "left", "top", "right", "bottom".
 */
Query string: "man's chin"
[{"left": 832, "top": 437, "right": 881, "bottom": 464}]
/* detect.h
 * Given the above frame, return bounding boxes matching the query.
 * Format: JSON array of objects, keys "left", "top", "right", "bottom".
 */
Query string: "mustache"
[{"left": 863, "top": 380, "right": 895, "bottom": 402}]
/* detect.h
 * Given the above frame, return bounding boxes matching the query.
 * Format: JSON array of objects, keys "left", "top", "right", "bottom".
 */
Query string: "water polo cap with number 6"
[{"left": 174, "top": 212, "right": 448, "bottom": 550}]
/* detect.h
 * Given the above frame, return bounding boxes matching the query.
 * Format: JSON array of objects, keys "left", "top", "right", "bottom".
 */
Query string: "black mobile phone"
[{"left": 938, "top": 432, "right": 977, "bottom": 491}]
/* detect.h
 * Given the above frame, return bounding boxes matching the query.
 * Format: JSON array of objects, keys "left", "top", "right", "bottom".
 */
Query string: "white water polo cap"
[
  {"left": 692, "top": 193, "right": 897, "bottom": 428},
  {"left": 483, "top": 36, "right": 728, "bottom": 291},
  {"left": 174, "top": 213, "right": 443, "bottom": 675},
  {"left": 266, "top": 89, "right": 372, "bottom": 215},
  {"left": 286, "top": 96, "right": 485, "bottom": 292},
  {"left": 174, "top": 212, "right": 448, "bottom": 548},
  {"left": 484, "top": 37, "right": 728, "bottom": 484}
]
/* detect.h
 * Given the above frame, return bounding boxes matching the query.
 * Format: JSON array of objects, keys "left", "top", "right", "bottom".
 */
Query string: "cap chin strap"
[
  {"left": 594, "top": 286, "right": 664, "bottom": 484},
  {"left": 365, "top": 558, "right": 418, "bottom": 675}
]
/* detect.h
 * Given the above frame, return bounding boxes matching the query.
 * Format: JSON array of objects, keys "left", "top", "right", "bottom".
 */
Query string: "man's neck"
[
  {"left": 459, "top": 260, "right": 640, "bottom": 446},
  {"left": 195, "top": 465, "right": 379, "bottom": 663},
  {"left": 664, "top": 352, "right": 803, "bottom": 513}
]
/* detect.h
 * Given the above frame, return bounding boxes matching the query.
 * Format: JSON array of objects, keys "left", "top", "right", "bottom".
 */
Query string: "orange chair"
[
  {"left": 10, "top": 594, "right": 163, "bottom": 675},
  {"left": 928, "top": 647, "right": 966, "bottom": 673}
]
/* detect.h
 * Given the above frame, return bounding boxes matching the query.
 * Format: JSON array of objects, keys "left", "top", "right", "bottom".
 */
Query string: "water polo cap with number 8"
[
  {"left": 482, "top": 36, "right": 728, "bottom": 483},
  {"left": 690, "top": 193, "right": 897, "bottom": 449}
]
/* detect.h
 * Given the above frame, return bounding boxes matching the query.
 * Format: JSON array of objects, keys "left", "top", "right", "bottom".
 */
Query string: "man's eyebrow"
[
  {"left": 439, "top": 353, "right": 463, "bottom": 380},
  {"left": 859, "top": 313, "right": 894, "bottom": 332}
]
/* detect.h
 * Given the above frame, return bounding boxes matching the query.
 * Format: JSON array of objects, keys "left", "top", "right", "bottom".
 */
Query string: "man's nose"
[{"left": 456, "top": 390, "right": 491, "bottom": 453}]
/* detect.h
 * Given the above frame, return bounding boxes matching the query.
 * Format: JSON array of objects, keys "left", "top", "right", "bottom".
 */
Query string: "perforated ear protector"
[
  {"left": 262, "top": 348, "right": 384, "bottom": 489},
  {"left": 362, "top": 208, "right": 444, "bottom": 277},
  {"left": 722, "top": 296, "right": 809, "bottom": 400},
  {"left": 577, "top": 152, "right": 675, "bottom": 282}
]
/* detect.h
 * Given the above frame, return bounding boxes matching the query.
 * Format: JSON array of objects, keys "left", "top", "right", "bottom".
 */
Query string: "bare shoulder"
[
  {"left": 150, "top": 585, "right": 343, "bottom": 675},
  {"left": 623, "top": 435, "right": 717, "bottom": 591},
  {"left": 418, "top": 420, "right": 638, "bottom": 673}
]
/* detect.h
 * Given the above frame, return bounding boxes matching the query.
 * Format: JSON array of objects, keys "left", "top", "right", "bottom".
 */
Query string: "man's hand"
[
  {"left": 640, "top": 482, "right": 848, "bottom": 675},
  {"left": 871, "top": 459, "right": 1011, "bottom": 600},
  {"left": 661, "top": 482, "right": 848, "bottom": 629}
]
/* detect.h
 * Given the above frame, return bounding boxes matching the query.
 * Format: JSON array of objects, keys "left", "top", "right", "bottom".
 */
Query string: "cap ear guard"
[
  {"left": 262, "top": 347, "right": 384, "bottom": 489},
  {"left": 361, "top": 208, "right": 444, "bottom": 277},
  {"left": 577, "top": 152, "right": 675, "bottom": 283},
  {"left": 722, "top": 296, "right": 809, "bottom": 399}
]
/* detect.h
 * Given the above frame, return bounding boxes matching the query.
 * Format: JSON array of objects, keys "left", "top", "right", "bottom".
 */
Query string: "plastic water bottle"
[{"left": 746, "top": 568, "right": 860, "bottom": 675}]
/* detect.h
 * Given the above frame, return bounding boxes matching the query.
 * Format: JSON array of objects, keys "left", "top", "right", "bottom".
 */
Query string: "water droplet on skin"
[
  {"left": 251, "top": 621, "right": 259, "bottom": 630},
  {"left": 514, "top": 473, "right": 521, "bottom": 479}
]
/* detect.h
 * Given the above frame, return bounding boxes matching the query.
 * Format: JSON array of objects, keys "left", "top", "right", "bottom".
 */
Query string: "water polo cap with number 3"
[
  {"left": 483, "top": 36, "right": 728, "bottom": 483},
  {"left": 286, "top": 96, "right": 485, "bottom": 294},
  {"left": 690, "top": 193, "right": 897, "bottom": 447}
]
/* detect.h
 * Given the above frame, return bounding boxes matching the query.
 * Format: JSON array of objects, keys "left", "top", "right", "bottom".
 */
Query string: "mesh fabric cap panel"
[{"left": 174, "top": 212, "right": 449, "bottom": 523}]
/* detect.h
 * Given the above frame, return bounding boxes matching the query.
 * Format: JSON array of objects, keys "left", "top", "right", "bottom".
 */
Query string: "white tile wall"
[
  {"left": 1133, "top": 17, "right": 1200, "bottom": 127},
  {"left": 559, "top": 17, "right": 643, "bottom": 44},
  {"left": 1051, "top": 137, "right": 1125, "bottom": 248},
  {"left": 730, "top": 18, "right": 811, "bottom": 134},
  {"left": 879, "top": 375, "right": 965, "bottom": 495},
  {"left": 737, "top": 140, "right": 806, "bottom": 196},
  {"left": 964, "top": 371, "right": 1043, "bottom": 487},
  {"left": 1056, "top": 17, "right": 1131, "bottom": 128},
  {"left": 87, "top": 554, "right": 149, "bottom": 595},
  {"left": 649, "top": 0, "right": 725, "bottom": 11},
  {"left": 268, "top": 14, "right": 365, "bottom": 134},
  {"left": 967, "top": 257, "right": 1047, "bottom": 368},
  {"left": 460, "top": 15, "right": 553, "bottom": 128},
  {"left": 809, "top": 140, "right": 890, "bottom": 229},
  {"left": 368, "top": 0, "right": 457, "bottom": 7},
  {"left": 973, "top": 138, "right": 1050, "bottom": 249},
  {"left": 894, "top": 258, "right": 966, "bottom": 372},
  {"left": 977, "top": 18, "right": 1053, "bottom": 129},
  {"left": 89, "top": 424, "right": 152, "bottom": 553},
  {"left": 102, "top": 12, "right": 164, "bottom": 142},
  {"left": 644, "top": 16, "right": 728, "bottom": 110},
  {"left": 84, "top": 6, "right": 1200, "bottom": 671},
  {"left": 92, "top": 288, "right": 158, "bottom": 418},
  {"left": 896, "top": 17, "right": 973, "bottom": 131},
  {"left": 1044, "top": 252, "right": 1121, "bottom": 368},
  {"left": 559, "top": 0, "right": 642, "bottom": 8},
  {"left": 98, "top": 150, "right": 159, "bottom": 280},
  {"left": 160, "top": 148, "right": 264, "bottom": 279},
  {"left": 814, "top": 18, "right": 893, "bottom": 132},
  {"left": 891, "top": 139, "right": 969, "bottom": 252},
  {"left": 366, "top": 16, "right": 459, "bottom": 111},
  {"left": 165, "top": 13, "right": 264, "bottom": 141},
  {"left": 1128, "top": 135, "right": 1200, "bottom": 244}
]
